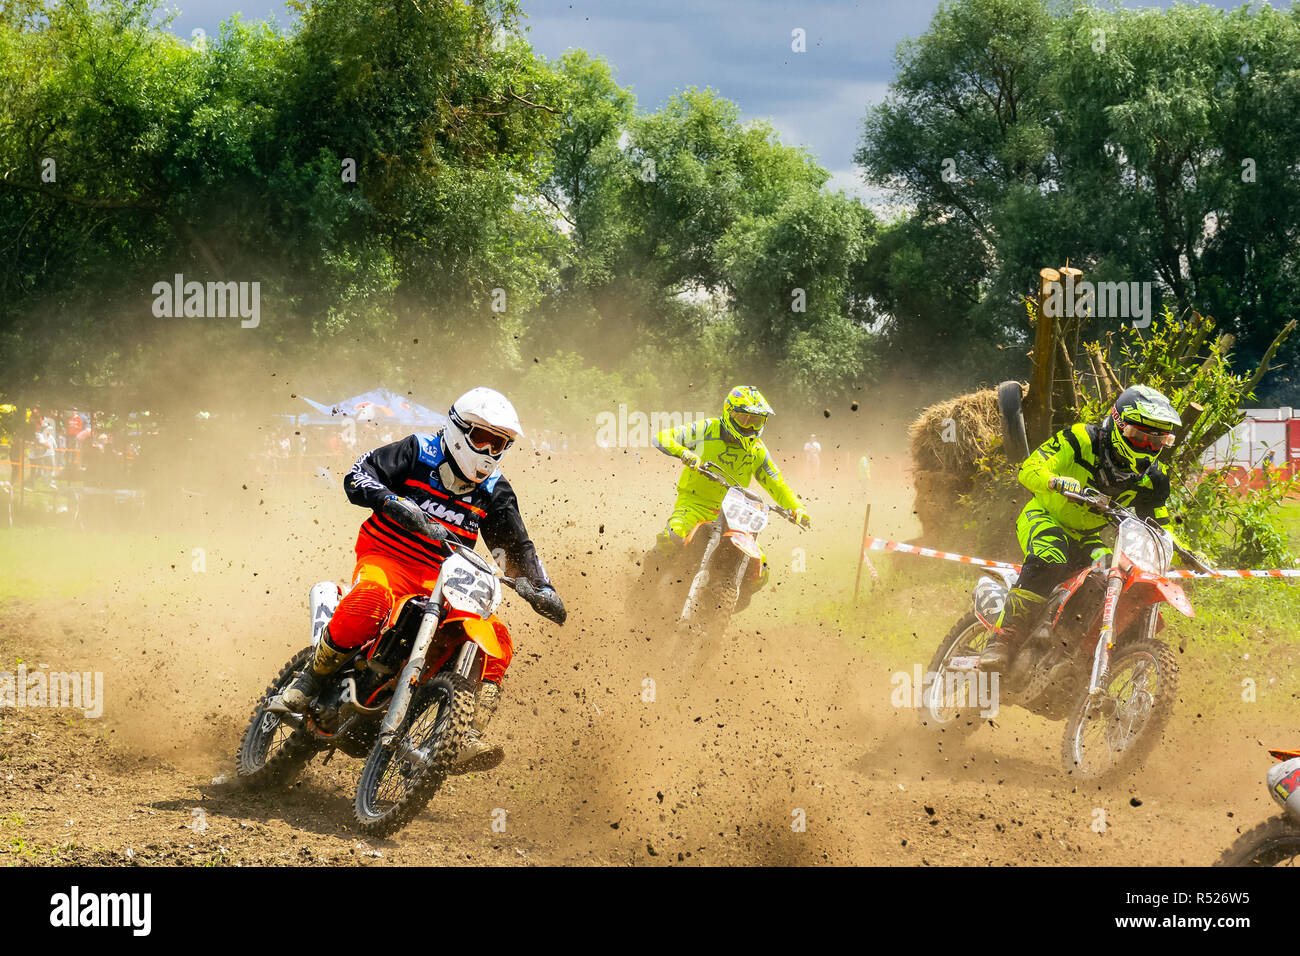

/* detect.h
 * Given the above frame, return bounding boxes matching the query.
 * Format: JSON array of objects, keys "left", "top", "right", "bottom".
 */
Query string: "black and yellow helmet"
[
  {"left": 722, "top": 386, "right": 773, "bottom": 450},
  {"left": 1107, "top": 385, "right": 1180, "bottom": 473}
]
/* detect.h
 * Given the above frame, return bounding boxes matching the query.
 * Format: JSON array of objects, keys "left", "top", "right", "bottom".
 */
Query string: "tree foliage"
[
  {"left": 857, "top": 0, "right": 1300, "bottom": 402},
  {"left": 1, "top": 0, "right": 1297, "bottom": 419}
]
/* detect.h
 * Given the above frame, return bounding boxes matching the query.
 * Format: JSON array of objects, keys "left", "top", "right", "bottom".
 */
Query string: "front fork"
[
  {"left": 681, "top": 524, "right": 724, "bottom": 621},
  {"left": 1087, "top": 563, "right": 1161, "bottom": 699},
  {"left": 379, "top": 607, "right": 481, "bottom": 749},
  {"left": 1086, "top": 557, "right": 1126, "bottom": 700}
]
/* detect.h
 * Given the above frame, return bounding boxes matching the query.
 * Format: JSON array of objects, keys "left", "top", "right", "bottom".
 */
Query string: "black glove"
[
  {"left": 381, "top": 495, "right": 449, "bottom": 542},
  {"left": 514, "top": 579, "right": 566, "bottom": 625}
]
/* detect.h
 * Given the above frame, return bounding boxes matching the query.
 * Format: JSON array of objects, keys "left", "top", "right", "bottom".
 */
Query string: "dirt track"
[{"left": 0, "top": 448, "right": 1291, "bottom": 866}]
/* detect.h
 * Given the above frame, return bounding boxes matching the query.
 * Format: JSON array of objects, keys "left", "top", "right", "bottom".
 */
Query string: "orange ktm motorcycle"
[
  {"left": 924, "top": 488, "right": 1210, "bottom": 781},
  {"left": 672, "top": 462, "right": 802, "bottom": 639},
  {"left": 1218, "top": 748, "right": 1300, "bottom": 866},
  {"left": 236, "top": 513, "right": 563, "bottom": 838}
]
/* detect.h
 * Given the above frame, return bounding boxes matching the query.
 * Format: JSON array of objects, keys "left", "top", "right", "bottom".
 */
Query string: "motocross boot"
[
  {"left": 280, "top": 627, "right": 348, "bottom": 713},
  {"left": 452, "top": 681, "right": 505, "bottom": 774},
  {"left": 978, "top": 588, "right": 1046, "bottom": 674}
]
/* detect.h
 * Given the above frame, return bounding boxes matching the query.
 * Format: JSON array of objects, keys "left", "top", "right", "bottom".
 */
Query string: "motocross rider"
[
  {"left": 280, "top": 387, "right": 565, "bottom": 767},
  {"left": 645, "top": 385, "right": 811, "bottom": 609},
  {"left": 980, "top": 384, "right": 1205, "bottom": 673}
]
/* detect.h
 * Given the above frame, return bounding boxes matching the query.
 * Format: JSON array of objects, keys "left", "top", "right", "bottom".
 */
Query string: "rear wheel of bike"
[
  {"left": 1217, "top": 816, "right": 1300, "bottom": 866},
  {"left": 1061, "top": 638, "right": 1177, "bottom": 781},
  {"left": 236, "top": 646, "right": 321, "bottom": 788},
  {"left": 353, "top": 672, "right": 475, "bottom": 838},
  {"left": 920, "top": 612, "right": 993, "bottom": 739}
]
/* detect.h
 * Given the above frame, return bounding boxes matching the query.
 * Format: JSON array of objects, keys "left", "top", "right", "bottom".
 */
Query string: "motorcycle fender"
[
  {"left": 445, "top": 611, "right": 508, "bottom": 660},
  {"left": 1267, "top": 757, "right": 1300, "bottom": 819},
  {"left": 1127, "top": 572, "right": 1195, "bottom": 618},
  {"left": 309, "top": 581, "right": 343, "bottom": 646},
  {"left": 725, "top": 530, "right": 764, "bottom": 561},
  {"left": 973, "top": 576, "right": 1009, "bottom": 631},
  {"left": 1269, "top": 748, "right": 1300, "bottom": 761}
]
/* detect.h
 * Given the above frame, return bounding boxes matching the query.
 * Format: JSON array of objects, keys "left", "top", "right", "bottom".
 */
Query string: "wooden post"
[
  {"left": 1173, "top": 401, "right": 1206, "bottom": 471},
  {"left": 1053, "top": 265, "right": 1084, "bottom": 422},
  {"left": 1026, "top": 268, "right": 1060, "bottom": 446},
  {"left": 853, "top": 503, "right": 873, "bottom": 606},
  {"left": 1174, "top": 402, "right": 1204, "bottom": 448},
  {"left": 15, "top": 431, "right": 24, "bottom": 509}
]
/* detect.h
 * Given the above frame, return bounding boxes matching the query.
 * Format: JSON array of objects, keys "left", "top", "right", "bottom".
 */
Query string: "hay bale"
[
  {"left": 909, "top": 385, "right": 1023, "bottom": 475},
  {"left": 909, "top": 384, "right": 1029, "bottom": 546}
]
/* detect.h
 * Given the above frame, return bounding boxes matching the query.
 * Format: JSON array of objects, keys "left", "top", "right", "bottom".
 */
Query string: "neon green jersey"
[
  {"left": 653, "top": 417, "right": 803, "bottom": 512},
  {"left": 1019, "top": 422, "right": 1177, "bottom": 540}
]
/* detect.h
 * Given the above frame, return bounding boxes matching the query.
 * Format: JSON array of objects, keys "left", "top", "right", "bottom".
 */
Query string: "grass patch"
[{"left": 0, "top": 527, "right": 189, "bottom": 602}]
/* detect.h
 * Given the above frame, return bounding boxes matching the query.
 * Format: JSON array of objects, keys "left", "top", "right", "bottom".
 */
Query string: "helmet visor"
[
  {"left": 730, "top": 411, "right": 767, "bottom": 432},
  {"left": 466, "top": 424, "right": 512, "bottom": 456},
  {"left": 1120, "top": 422, "right": 1174, "bottom": 453}
]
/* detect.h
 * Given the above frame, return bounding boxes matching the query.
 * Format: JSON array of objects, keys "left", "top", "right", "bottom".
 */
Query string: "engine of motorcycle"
[
  {"left": 310, "top": 683, "right": 349, "bottom": 734},
  {"left": 1009, "top": 621, "right": 1079, "bottom": 717}
]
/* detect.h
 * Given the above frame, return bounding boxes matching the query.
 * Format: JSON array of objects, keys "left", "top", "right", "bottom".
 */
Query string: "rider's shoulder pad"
[{"left": 414, "top": 432, "right": 444, "bottom": 468}]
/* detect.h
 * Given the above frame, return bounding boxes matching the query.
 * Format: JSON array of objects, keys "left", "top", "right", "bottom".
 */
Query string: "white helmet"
[{"left": 444, "top": 387, "right": 523, "bottom": 484}]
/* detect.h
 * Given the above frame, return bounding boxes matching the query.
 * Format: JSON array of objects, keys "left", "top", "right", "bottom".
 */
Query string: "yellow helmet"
[{"left": 722, "top": 386, "right": 773, "bottom": 450}]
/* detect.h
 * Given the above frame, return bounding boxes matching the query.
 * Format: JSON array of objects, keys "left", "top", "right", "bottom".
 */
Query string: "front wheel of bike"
[
  {"left": 1217, "top": 816, "right": 1300, "bottom": 866},
  {"left": 353, "top": 672, "right": 475, "bottom": 838},
  {"left": 1061, "top": 638, "right": 1177, "bottom": 782}
]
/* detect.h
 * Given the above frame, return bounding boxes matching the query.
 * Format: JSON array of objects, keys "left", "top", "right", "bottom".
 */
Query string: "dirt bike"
[
  {"left": 1218, "top": 748, "right": 1300, "bottom": 866},
  {"left": 662, "top": 461, "right": 802, "bottom": 641},
  {"left": 923, "top": 487, "right": 1210, "bottom": 781},
  {"left": 236, "top": 506, "right": 564, "bottom": 837}
]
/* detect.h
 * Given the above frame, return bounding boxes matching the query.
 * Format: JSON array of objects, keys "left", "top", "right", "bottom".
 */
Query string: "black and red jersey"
[{"left": 343, "top": 432, "right": 550, "bottom": 587}]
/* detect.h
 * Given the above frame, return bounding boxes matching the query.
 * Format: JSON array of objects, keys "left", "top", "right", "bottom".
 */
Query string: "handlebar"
[
  {"left": 382, "top": 495, "right": 567, "bottom": 624},
  {"left": 1061, "top": 488, "right": 1213, "bottom": 574},
  {"left": 695, "top": 461, "right": 803, "bottom": 527}
]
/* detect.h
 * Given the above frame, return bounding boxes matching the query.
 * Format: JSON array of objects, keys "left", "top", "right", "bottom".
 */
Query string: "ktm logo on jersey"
[{"left": 424, "top": 502, "right": 467, "bottom": 527}]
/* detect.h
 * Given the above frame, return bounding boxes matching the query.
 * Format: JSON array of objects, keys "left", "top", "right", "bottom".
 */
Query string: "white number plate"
[
  {"left": 438, "top": 552, "right": 501, "bottom": 616},
  {"left": 721, "top": 487, "right": 768, "bottom": 534}
]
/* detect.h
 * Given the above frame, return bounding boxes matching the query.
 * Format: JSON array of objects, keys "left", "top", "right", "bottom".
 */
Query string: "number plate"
[
  {"left": 721, "top": 487, "right": 768, "bottom": 534},
  {"left": 438, "top": 552, "right": 501, "bottom": 616}
]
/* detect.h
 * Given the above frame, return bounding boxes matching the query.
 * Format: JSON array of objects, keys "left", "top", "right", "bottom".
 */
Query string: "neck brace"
[{"left": 438, "top": 459, "right": 476, "bottom": 496}]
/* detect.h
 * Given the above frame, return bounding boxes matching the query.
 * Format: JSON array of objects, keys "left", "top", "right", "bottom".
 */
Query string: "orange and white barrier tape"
[
  {"left": 863, "top": 536, "right": 1300, "bottom": 581},
  {"left": 864, "top": 537, "right": 1022, "bottom": 573},
  {"left": 1166, "top": 568, "right": 1300, "bottom": 580}
]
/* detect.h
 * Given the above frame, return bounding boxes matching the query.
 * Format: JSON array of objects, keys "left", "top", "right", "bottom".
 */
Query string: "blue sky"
[{"left": 161, "top": 0, "right": 1254, "bottom": 199}]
